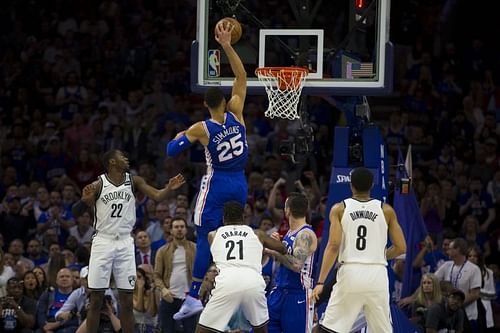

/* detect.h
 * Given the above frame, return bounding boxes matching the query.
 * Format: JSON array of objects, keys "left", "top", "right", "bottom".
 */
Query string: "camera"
[
  {"left": 101, "top": 295, "right": 113, "bottom": 310},
  {"left": 278, "top": 125, "right": 314, "bottom": 163}
]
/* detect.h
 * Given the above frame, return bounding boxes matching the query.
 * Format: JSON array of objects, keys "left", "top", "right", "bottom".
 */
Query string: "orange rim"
[{"left": 255, "top": 66, "right": 309, "bottom": 77}]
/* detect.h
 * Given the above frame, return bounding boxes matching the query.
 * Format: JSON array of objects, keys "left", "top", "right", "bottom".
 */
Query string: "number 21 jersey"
[
  {"left": 211, "top": 225, "right": 262, "bottom": 274},
  {"left": 339, "top": 198, "right": 387, "bottom": 266},
  {"left": 203, "top": 112, "right": 248, "bottom": 172}
]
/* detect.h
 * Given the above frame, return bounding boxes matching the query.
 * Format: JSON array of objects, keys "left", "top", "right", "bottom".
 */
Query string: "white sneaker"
[{"left": 173, "top": 295, "right": 204, "bottom": 320}]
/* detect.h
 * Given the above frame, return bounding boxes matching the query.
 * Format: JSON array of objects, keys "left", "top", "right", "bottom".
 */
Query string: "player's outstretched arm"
[
  {"left": 166, "top": 122, "right": 206, "bottom": 157},
  {"left": 133, "top": 174, "right": 185, "bottom": 202},
  {"left": 384, "top": 203, "right": 407, "bottom": 260},
  {"left": 72, "top": 180, "right": 100, "bottom": 217},
  {"left": 268, "top": 229, "right": 317, "bottom": 273},
  {"left": 254, "top": 229, "right": 286, "bottom": 254},
  {"left": 215, "top": 21, "right": 246, "bottom": 122},
  {"left": 311, "top": 202, "right": 343, "bottom": 303}
]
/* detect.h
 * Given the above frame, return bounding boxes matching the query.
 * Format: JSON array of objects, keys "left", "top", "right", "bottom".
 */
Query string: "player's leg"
[
  {"left": 240, "top": 284, "right": 269, "bottom": 333},
  {"left": 280, "top": 290, "right": 314, "bottom": 333},
  {"left": 176, "top": 175, "right": 222, "bottom": 320},
  {"left": 117, "top": 290, "right": 135, "bottom": 333},
  {"left": 197, "top": 286, "right": 240, "bottom": 333},
  {"left": 85, "top": 290, "right": 105, "bottom": 333},
  {"left": 113, "top": 237, "right": 137, "bottom": 333},
  {"left": 266, "top": 288, "right": 285, "bottom": 333},
  {"left": 320, "top": 284, "right": 364, "bottom": 333},
  {"left": 86, "top": 236, "right": 114, "bottom": 333}
]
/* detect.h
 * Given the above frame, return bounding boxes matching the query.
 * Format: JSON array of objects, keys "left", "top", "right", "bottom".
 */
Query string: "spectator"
[
  {"left": 413, "top": 234, "right": 449, "bottom": 275},
  {"left": 147, "top": 202, "right": 170, "bottom": 243},
  {"left": 0, "top": 277, "right": 36, "bottom": 332},
  {"left": 37, "top": 190, "right": 75, "bottom": 245},
  {"left": 0, "top": 196, "right": 35, "bottom": 245},
  {"left": 425, "top": 288, "right": 466, "bottom": 333},
  {"left": 135, "top": 231, "right": 156, "bottom": 267},
  {"left": 22, "top": 270, "right": 43, "bottom": 300},
  {"left": 133, "top": 267, "right": 158, "bottom": 333},
  {"left": 35, "top": 268, "right": 77, "bottom": 333},
  {"left": 151, "top": 216, "right": 172, "bottom": 252},
  {"left": 68, "top": 211, "right": 94, "bottom": 246},
  {"left": 0, "top": 249, "right": 16, "bottom": 298},
  {"left": 32, "top": 266, "right": 49, "bottom": 292},
  {"left": 466, "top": 246, "right": 496, "bottom": 331},
  {"left": 55, "top": 266, "right": 116, "bottom": 326},
  {"left": 25, "top": 239, "right": 48, "bottom": 267},
  {"left": 410, "top": 273, "right": 443, "bottom": 330},
  {"left": 153, "top": 217, "right": 196, "bottom": 333},
  {"left": 459, "top": 178, "right": 495, "bottom": 233},
  {"left": 435, "top": 238, "right": 481, "bottom": 326},
  {"left": 75, "top": 294, "right": 121, "bottom": 333}
]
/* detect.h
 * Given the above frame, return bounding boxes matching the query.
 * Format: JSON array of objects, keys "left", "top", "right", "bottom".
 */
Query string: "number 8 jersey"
[
  {"left": 203, "top": 112, "right": 248, "bottom": 171},
  {"left": 94, "top": 173, "right": 136, "bottom": 236},
  {"left": 339, "top": 198, "right": 387, "bottom": 266}
]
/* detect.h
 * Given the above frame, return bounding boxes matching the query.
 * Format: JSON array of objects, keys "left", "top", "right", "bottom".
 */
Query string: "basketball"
[{"left": 215, "top": 17, "right": 242, "bottom": 45}]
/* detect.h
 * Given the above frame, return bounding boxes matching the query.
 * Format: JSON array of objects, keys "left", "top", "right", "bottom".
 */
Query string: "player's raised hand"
[
  {"left": 81, "top": 183, "right": 96, "bottom": 204},
  {"left": 166, "top": 174, "right": 185, "bottom": 191},
  {"left": 310, "top": 284, "right": 324, "bottom": 304},
  {"left": 215, "top": 20, "right": 234, "bottom": 46}
]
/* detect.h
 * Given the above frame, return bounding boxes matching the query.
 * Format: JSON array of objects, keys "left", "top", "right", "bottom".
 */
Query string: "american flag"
[{"left": 348, "top": 62, "right": 374, "bottom": 78}]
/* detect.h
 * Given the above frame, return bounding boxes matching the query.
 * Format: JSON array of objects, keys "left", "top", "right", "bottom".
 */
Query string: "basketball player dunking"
[
  {"left": 166, "top": 22, "right": 249, "bottom": 319},
  {"left": 197, "top": 201, "right": 286, "bottom": 333},
  {"left": 72, "top": 149, "right": 185, "bottom": 333},
  {"left": 311, "top": 167, "right": 407, "bottom": 333}
]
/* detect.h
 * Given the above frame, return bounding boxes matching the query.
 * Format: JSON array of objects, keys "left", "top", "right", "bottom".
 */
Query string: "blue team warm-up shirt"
[{"left": 193, "top": 112, "right": 248, "bottom": 230}]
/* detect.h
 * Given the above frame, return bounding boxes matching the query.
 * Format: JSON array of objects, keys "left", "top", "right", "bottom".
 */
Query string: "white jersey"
[
  {"left": 338, "top": 198, "right": 387, "bottom": 266},
  {"left": 94, "top": 173, "right": 136, "bottom": 235},
  {"left": 211, "top": 225, "right": 262, "bottom": 274}
]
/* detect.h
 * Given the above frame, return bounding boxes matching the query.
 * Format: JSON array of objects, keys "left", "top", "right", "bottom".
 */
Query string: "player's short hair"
[
  {"left": 204, "top": 87, "right": 225, "bottom": 109},
  {"left": 350, "top": 167, "right": 373, "bottom": 192},
  {"left": 285, "top": 192, "right": 308, "bottom": 218},
  {"left": 102, "top": 149, "right": 119, "bottom": 170},
  {"left": 223, "top": 201, "right": 244, "bottom": 224}
]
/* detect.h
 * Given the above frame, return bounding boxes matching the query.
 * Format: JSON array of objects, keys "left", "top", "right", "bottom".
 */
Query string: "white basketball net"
[{"left": 255, "top": 67, "right": 308, "bottom": 120}]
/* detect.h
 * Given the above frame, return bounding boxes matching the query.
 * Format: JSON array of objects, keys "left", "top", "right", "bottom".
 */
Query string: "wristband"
[
  {"left": 167, "top": 134, "right": 193, "bottom": 157},
  {"left": 316, "top": 282, "right": 324, "bottom": 285}
]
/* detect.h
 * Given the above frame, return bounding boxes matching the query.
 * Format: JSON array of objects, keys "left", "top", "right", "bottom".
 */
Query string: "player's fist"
[
  {"left": 270, "top": 232, "right": 281, "bottom": 241},
  {"left": 166, "top": 174, "right": 185, "bottom": 191},
  {"left": 310, "top": 284, "right": 324, "bottom": 304}
]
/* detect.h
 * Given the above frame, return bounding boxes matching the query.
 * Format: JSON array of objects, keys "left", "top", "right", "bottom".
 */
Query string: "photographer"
[
  {"left": 76, "top": 295, "right": 121, "bottom": 333},
  {"left": 0, "top": 277, "right": 36, "bottom": 333}
]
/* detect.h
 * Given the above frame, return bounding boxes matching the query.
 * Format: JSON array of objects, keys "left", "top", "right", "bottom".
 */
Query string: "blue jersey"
[
  {"left": 203, "top": 112, "right": 248, "bottom": 172},
  {"left": 275, "top": 225, "right": 314, "bottom": 290}
]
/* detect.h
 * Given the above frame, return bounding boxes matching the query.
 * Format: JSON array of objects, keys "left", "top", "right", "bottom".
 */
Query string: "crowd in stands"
[{"left": 0, "top": 0, "right": 499, "bottom": 332}]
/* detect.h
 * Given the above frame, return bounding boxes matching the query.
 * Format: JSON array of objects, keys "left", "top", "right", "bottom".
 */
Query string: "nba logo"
[{"left": 208, "top": 49, "right": 220, "bottom": 77}]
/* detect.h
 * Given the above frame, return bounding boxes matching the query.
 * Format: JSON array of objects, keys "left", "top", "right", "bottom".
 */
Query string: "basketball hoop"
[{"left": 255, "top": 67, "right": 308, "bottom": 120}]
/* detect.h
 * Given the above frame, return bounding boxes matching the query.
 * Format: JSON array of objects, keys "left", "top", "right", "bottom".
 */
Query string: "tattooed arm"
[{"left": 272, "top": 229, "right": 317, "bottom": 272}]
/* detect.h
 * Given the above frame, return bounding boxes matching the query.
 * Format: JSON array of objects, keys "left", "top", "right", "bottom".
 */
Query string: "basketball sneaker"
[{"left": 173, "top": 295, "right": 204, "bottom": 320}]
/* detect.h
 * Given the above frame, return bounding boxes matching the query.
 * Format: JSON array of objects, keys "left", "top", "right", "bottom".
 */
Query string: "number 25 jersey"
[
  {"left": 203, "top": 112, "right": 248, "bottom": 172},
  {"left": 339, "top": 198, "right": 387, "bottom": 266}
]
